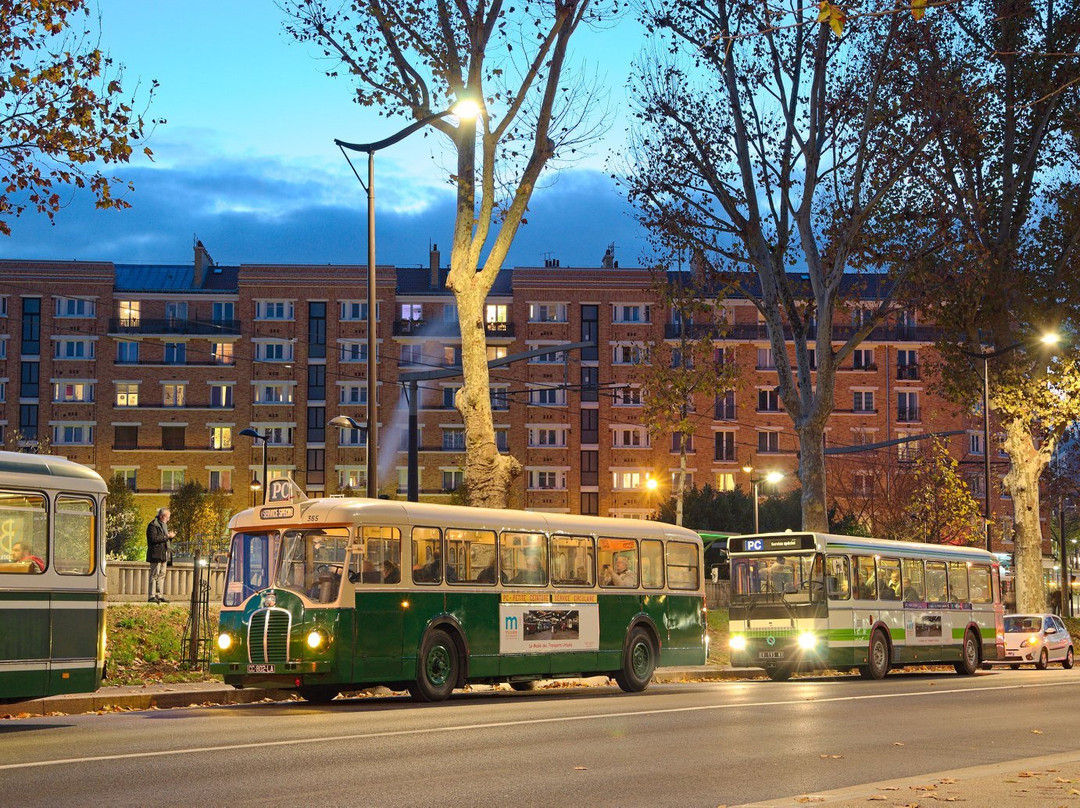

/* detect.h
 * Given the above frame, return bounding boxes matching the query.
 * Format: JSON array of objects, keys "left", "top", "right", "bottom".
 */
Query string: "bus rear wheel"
[
  {"left": 954, "top": 630, "right": 979, "bottom": 676},
  {"left": 509, "top": 680, "right": 539, "bottom": 692},
  {"left": 614, "top": 627, "right": 656, "bottom": 693},
  {"left": 410, "top": 628, "right": 459, "bottom": 702},
  {"left": 859, "top": 630, "right": 890, "bottom": 680}
]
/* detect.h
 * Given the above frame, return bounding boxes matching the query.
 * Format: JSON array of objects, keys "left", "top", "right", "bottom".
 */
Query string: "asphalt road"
[{"left": 2, "top": 668, "right": 1078, "bottom": 807}]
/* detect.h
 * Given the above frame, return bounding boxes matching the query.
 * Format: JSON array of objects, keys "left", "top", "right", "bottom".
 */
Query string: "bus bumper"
[
  {"left": 210, "top": 661, "right": 332, "bottom": 676},
  {"left": 731, "top": 639, "right": 826, "bottom": 671}
]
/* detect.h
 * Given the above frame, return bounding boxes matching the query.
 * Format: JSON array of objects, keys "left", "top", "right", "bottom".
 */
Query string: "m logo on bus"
[{"left": 505, "top": 616, "right": 519, "bottom": 631}]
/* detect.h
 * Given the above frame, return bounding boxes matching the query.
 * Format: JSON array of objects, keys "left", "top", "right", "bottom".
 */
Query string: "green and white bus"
[
  {"left": 727, "top": 532, "right": 1003, "bottom": 681},
  {"left": 211, "top": 489, "right": 706, "bottom": 702},
  {"left": 0, "top": 451, "right": 107, "bottom": 703}
]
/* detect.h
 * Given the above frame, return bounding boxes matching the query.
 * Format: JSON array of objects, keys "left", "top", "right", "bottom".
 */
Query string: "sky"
[{"left": 0, "top": 2, "right": 653, "bottom": 270}]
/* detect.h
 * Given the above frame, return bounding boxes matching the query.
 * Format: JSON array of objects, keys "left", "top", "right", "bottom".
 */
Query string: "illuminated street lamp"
[
  {"left": 248, "top": 473, "right": 262, "bottom": 508},
  {"left": 743, "top": 462, "right": 784, "bottom": 533},
  {"left": 329, "top": 415, "right": 369, "bottom": 496},
  {"left": 335, "top": 99, "right": 480, "bottom": 499}
]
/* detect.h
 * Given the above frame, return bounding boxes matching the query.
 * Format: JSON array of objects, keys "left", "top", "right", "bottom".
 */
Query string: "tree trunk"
[
  {"left": 1002, "top": 418, "right": 1050, "bottom": 613},
  {"left": 797, "top": 420, "right": 829, "bottom": 532},
  {"left": 676, "top": 440, "right": 688, "bottom": 527},
  {"left": 454, "top": 289, "right": 521, "bottom": 509}
]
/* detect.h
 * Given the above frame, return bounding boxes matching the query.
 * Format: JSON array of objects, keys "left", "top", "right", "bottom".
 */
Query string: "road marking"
[{"left": 4, "top": 678, "right": 1079, "bottom": 771}]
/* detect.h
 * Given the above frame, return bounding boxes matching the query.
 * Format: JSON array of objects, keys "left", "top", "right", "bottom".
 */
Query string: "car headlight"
[
  {"left": 729, "top": 635, "right": 747, "bottom": 651},
  {"left": 216, "top": 633, "right": 233, "bottom": 651},
  {"left": 1021, "top": 634, "right": 1040, "bottom": 648},
  {"left": 306, "top": 630, "right": 324, "bottom": 649},
  {"left": 798, "top": 632, "right": 817, "bottom": 650}
]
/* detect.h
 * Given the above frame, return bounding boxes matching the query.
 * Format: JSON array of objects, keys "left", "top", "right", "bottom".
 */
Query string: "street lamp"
[
  {"left": 335, "top": 99, "right": 480, "bottom": 499},
  {"left": 966, "top": 331, "right": 1059, "bottom": 552},
  {"left": 239, "top": 428, "right": 269, "bottom": 506},
  {"left": 328, "top": 415, "right": 369, "bottom": 496},
  {"left": 743, "top": 462, "right": 784, "bottom": 533},
  {"left": 249, "top": 473, "right": 262, "bottom": 508}
]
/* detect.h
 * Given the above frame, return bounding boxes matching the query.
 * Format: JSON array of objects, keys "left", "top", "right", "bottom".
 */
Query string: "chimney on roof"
[
  {"left": 430, "top": 243, "right": 441, "bottom": 289},
  {"left": 602, "top": 242, "right": 616, "bottom": 269},
  {"left": 194, "top": 238, "right": 214, "bottom": 288}
]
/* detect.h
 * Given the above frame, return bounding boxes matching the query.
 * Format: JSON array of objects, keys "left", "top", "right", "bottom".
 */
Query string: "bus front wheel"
[
  {"left": 299, "top": 685, "right": 339, "bottom": 704},
  {"left": 954, "top": 630, "right": 979, "bottom": 676},
  {"left": 859, "top": 631, "right": 890, "bottom": 680},
  {"left": 765, "top": 664, "right": 793, "bottom": 682},
  {"left": 614, "top": 627, "right": 656, "bottom": 693},
  {"left": 410, "top": 628, "right": 459, "bottom": 702}
]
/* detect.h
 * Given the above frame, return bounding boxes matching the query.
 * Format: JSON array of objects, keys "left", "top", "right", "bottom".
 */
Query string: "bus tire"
[
  {"left": 1036, "top": 647, "right": 1049, "bottom": 671},
  {"left": 410, "top": 628, "right": 459, "bottom": 702},
  {"left": 954, "top": 629, "right": 979, "bottom": 676},
  {"left": 859, "top": 630, "right": 890, "bottom": 680},
  {"left": 299, "top": 685, "right": 339, "bottom": 704},
  {"left": 509, "top": 680, "right": 539, "bottom": 692},
  {"left": 614, "top": 627, "right": 657, "bottom": 693}
]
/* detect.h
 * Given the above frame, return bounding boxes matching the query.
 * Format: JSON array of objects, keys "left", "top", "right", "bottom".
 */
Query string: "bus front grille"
[{"left": 248, "top": 607, "right": 292, "bottom": 663}]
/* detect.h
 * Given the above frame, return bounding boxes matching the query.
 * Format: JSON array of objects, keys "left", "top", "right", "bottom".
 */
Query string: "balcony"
[
  {"left": 108, "top": 317, "right": 241, "bottom": 336},
  {"left": 392, "top": 319, "right": 515, "bottom": 339},
  {"left": 897, "top": 365, "right": 920, "bottom": 380}
]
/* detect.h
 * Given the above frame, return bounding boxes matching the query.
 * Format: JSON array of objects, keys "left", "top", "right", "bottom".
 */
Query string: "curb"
[
  {"left": 654, "top": 666, "right": 765, "bottom": 683},
  {"left": 3, "top": 687, "right": 295, "bottom": 717}
]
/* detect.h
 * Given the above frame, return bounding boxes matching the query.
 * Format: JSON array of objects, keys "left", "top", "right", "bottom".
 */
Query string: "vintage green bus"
[
  {"left": 210, "top": 491, "right": 706, "bottom": 702},
  {"left": 0, "top": 451, "right": 107, "bottom": 703},
  {"left": 727, "top": 532, "right": 1004, "bottom": 681}
]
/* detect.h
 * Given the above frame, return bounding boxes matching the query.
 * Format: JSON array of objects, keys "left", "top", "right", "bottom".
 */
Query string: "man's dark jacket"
[{"left": 146, "top": 518, "right": 169, "bottom": 563}]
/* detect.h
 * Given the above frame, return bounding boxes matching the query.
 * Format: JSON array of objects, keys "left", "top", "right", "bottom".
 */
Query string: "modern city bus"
[
  {"left": 0, "top": 451, "right": 108, "bottom": 702},
  {"left": 211, "top": 485, "right": 706, "bottom": 702},
  {"left": 727, "top": 532, "right": 1003, "bottom": 681}
]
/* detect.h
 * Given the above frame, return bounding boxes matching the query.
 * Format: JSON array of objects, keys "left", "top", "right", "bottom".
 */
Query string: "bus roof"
[
  {"left": 231, "top": 497, "right": 704, "bottom": 545},
  {"left": 729, "top": 531, "right": 997, "bottom": 562},
  {"left": 0, "top": 450, "right": 107, "bottom": 492}
]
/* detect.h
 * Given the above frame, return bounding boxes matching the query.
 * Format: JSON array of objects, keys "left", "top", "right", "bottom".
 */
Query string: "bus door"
[{"left": 353, "top": 526, "right": 404, "bottom": 680}]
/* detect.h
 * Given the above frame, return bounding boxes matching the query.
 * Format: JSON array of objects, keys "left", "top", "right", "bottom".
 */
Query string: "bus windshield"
[
  {"left": 731, "top": 554, "right": 822, "bottom": 602},
  {"left": 276, "top": 528, "right": 350, "bottom": 604},
  {"left": 224, "top": 531, "right": 278, "bottom": 607}
]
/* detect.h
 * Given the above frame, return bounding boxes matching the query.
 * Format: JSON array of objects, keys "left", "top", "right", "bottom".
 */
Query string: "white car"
[{"left": 988, "top": 614, "right": 1075, "bottom": 670}]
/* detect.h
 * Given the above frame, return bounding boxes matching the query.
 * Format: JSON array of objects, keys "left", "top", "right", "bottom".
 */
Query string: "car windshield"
[
  {"left": 1004, "top": 616, "right": 1042, "bottom": 633},
  {"left": 276, "top": 528, "right": 350, "bottom": 604},
  {"left": 731, "top": 554, "right": 822, "bottom": 603}
]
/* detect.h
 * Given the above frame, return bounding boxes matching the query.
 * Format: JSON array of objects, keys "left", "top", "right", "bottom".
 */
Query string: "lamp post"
[
  {"left": 335, "top": 100, "right": 480, "bottom": 499},
  {"left": 743, "top": 462, "right": 784, "bottom": 533},
  {"left": 248, "top": 473, "right": 262, "bottom": 508},
  {"left": 239, "top": 428, "right": 269, "bottom": 506},
  {"left": 965, "top": 332, "right": 1059, "bottom": 552},
  {"left": 329, "top": 415, "right": 369, "bottom": 496}
]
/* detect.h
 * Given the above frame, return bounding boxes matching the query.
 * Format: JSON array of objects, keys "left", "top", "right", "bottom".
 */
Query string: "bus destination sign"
[
  {"left": 729, "top": 535, "right": 816, "bottom": 553},
  {"left": 260, "top": 506, "right": 295, "bottom": 520}
]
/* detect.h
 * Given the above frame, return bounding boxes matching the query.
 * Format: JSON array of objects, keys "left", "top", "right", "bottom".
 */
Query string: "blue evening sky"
[{"left": 0, "top": 2, "right": 653, "bottom": 269}]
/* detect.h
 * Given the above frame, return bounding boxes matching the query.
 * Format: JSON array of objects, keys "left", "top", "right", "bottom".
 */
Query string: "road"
[{"left": 2, "top": 668, "right": 1078, "bottom": 807}]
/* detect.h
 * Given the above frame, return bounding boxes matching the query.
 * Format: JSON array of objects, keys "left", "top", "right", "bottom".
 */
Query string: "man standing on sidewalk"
[{"left": 146, "top": 508, "right": 175, "bottom": 603}]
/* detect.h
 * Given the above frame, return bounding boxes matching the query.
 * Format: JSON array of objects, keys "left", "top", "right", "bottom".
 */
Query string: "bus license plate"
[
  {"left": 759, "top": 651, "right": 785, "bottom": 660},
  {"left": 247, "top": 664, "right": 275, "bottom": 674}
]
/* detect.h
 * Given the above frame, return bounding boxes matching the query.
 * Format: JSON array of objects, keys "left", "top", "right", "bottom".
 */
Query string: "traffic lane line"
[{"left": 3, "top": 677, "right": 1080, "bottom": 771}]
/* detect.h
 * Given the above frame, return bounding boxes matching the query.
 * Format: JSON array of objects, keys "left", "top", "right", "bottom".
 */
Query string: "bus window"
[
  {"left": 901, "top": 558, "right": 925, "bottom": 601},
  {"left": 551, "top": 535, "right": 594, "bottom": 586},
  {"left": 666, "top": 541, "right": 699, "bottom": 590},
  {"left": 278, "top": 528, "right": 349, "bottom": 603},
  {"left": 224, "top": 531, "right": 275, "bottom": 606},
  {"left": 0, "top": 492, "right": 47, "bottom": 574},
  {"left": 926, "top": 561, "right": 948, "bottom": 602},
  {"left": 949, "top": 561, "right": 970, "bottom": 602},
  {"left": 411, "top": 527, "right": 442, "bottom": 584},
  {"left": 970, "top": 564, "right": 992, "bottom": 603},
  {"left": 55, "top": 496, "right": 94, "bottom": 575},
  {"left": 501, "top": 532, "right": 547, "bottom": 586},
  {"left": 446, "top": 528, "right": 496, "bottom": 585},
  {"left": 853, "top": 556, "right": 877, "bottom": 600},
  {"left": 641, "top": 540, "right": 664, "bottom": 589},
  {"left": 877, "top": 557, "right": 901, "bottom": 601},
  {"left": 598, "top": 538, "right": 638, "bottom": 588},
  {"left": 352, "top": 526, "right": 401, "bottom": 585},
  {"left": 825, "top": 555, "right": 850, "bottom": 599}
]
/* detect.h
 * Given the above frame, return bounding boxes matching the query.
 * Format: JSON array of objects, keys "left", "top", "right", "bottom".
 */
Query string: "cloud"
[{"left": 0, "top": 153, "right": 650, "bottom": 268}]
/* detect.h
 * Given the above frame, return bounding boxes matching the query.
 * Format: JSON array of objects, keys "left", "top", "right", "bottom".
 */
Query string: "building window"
[
  {"left": 671, "top": 433, "right": 693, "bottom": 453},
  {"left": 165, "top": 301, "right": 188, "bottom": 322},
  {"left": 0, "top": 338, "right": 6, "bottom": 360},
  {"left": 210, "top": 343, "right": 235, "bottom": 365},
  {"left": 210, "top": 427, "right": 232, "bottom": 451},
  {"left": 117, "top": 300, "right": 140, "bottom": 326},
  {"left": 897, "top": 349, "right": 918, "bottom": 380},
  {"left": 612, "top": 344, "right": 644, "bottom": 365},
  {"left": 161, "top": 469, "right": 185, "bottom": 492},
  {"left": 758, "top": 430, "right": 780, "bottom": 453},
  {"left": 212, "top": 302, "right": 234, "bottom": 322},
  {"left": 337, "top": 468, "right": 366, "bottom": 490},
  {"left": 853, "top": 391, "right": 875, "bottom": 412},
  {"left": 528, "top": 345, "right": 565, "bottom": 365},
  {"left": 209, "top": 384, "right": 233, "bottom": 409},
  {"left": 21, "top": 297, "right": 40, "bottom": 356},
  {"left": 338, "top": 427, "right": 366, "bottom": 447},
  {"left": 612, "top": 428, "right": 647, "bottom": 448},
  {"left": 255, "top": 300, "right": 294, "bottom": 320},
  {"left": 715, "top": 391, "right": 736, "bottom": 420},
  {"left": 529, "top": 428, "right": 568, "bottom": 448},
  {"left": 757, "top": 388, "right": 780, "bottom": 412},
  {"left": 115, "top": 468, "right": 137, "bottom": 492},
  {"left": 496, "top": 429, "right": 509, "bottom": 452},
  {"left": 714, "top": 431, "right": 735, "bottom": 462},
  {"left": 53, "top": 382, "right": 94, "bottom": 403},
  {"left": 581, "top": 305, "right": 598, "bottom": 361},
  {"left": 442, "top": 386, "right": 460, "bottom": 409},
  {"left": 401, "top": 303, "right": 423, "bottom": 322},
  {"left": 20, "top": 361, "right": 39, "bottom": 398},
  {"left": 53, "top": 424, "right": 93, "bottom": 445},
  {"left": 162, "top": 383, "right": 186, "bottom": 408},
  {"left": 340, "top": 384, "right": 368, "bottom": 405},
  {"left": 307, "top": 406, "right": 325, "bottom": 443},
  {"left": 530, "top": 386, "right": 565, "bottom": 406},
  {"left": 853, "top": 348, "right": 875, "bottom": 370},
  {"left": 306, "top": 449, "right": 325, "bottom": 486},
  {"left": 485, "top": 303, "right": 508, "bottom": 323},
  {"left": 756, "top": 347, "right": 775, "bottom": 369},
  {"left": 581, "top": 409, "right": 599, "bottom": 444},
  {"left": 259, "top": 426, "right": 292, "bottom": 446},
  {"left": 340, "top": 342, "right": 368, "bottom": 363},
  {"left": 581, "top": 450, "right": 599, "bottom": 486},
  {"left": 0, "top": 296, "right": 7, "bottom": 316},
  {"left": 530, "top": 470, "right": 566, "bottom": 490},
  {"left": 340, "top": 301, "right": 377, "bottom": 321},
  {"left": 898, "top": 391, "right": 919, "bottom": 422},
  {"left": 18, "top": 403, "right": 38, "bottom": 441},
  {"left": 307, "top": 364, "right": 326, "bottom": 401},
  {"left": 441, "top": 469, "right": 464, "bottom": 492},
  {"left": 117, "top": 341, "right": 139, "bottom": 364},
  {"left": 400, "top": 344, "right": 425, "bottom": 366},
  {"left": 969, "top": 432, "right": 984, "bottom": 455},
  {"left": 55, "top": 297, "right": 95, "bottom": 318},
  {"left": 715, "top": 472, "right": 736, "bottom": 492},
  {"left": 442, "top": 303, "right": 457, "bottom": 322},
  {"left": 162, "top": 425, "right": 186, "bottom": 451},
  {"left": 581, "top": 491, "right": 598, "bottom": 515},
  {"left": 897, "top": 432, "right": 920, "bottom": 462},
  {"left": 308, "top": 301, "right": 327, "bottom": 359},
  {"left": 208, "top": 469, "right": 232, "bottom": 492},
  {"left": 528, "top": 303, "right": 567, "bottom": 322},
  {"left": 442, "top": 428, "right": 466, "bottom": 450},
  {"left": 614, "top": 386, "right": 642, "bottom": 406},
  {"left": 612, "top": 304, "right": 650, "bottom": 323},
  {"left": 114, "top": 425, "right": 138, "bottom": 450},
  {"left": 54, "top": 339, "right": 94, "bottom": 360},
  {"left": 257, "top": 341, "right": 292, "bottom": 362},
  {"left": 115, "top": 383, "right": 139, "bottom": 407},
  {"left": 611, "top": 471, "right": 643, "bottom": 490},
  {"left": 490, "top": 387, "right": 509, "bottom": 411},
  {"left": 581, "top": 367, "right": 598, "bottom": 403},
  {"left": 853, "top": 473, "right": 873, "bottom": 496},
  {"left": 0, "top": 381, "right": 5, "bottom": 402},
  {"left": 254, "top": 383, "right": 293, "bottom": 404},
  {"left": 163, "top": 342, "right": 186, "bottom": 365}
]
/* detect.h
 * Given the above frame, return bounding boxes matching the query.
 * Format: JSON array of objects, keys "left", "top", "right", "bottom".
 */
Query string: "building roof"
[
  {"left": 395, "top": 266, "right": 514, "bottom": 297},
  {"left": 114, "top": 264, "right": 239, "bottom": 293}
]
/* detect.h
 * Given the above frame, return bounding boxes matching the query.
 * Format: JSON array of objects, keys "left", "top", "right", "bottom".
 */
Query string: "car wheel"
[
  {"left": 1036, "top": 647, "right": 1049, "bottom": 671},
  {"left": 1064, "top": 647, "right": 1075, "bottom": 670}
]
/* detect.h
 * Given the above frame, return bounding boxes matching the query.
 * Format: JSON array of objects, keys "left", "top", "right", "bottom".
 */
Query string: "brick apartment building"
[{"left": 0, "top": 243, "right": 1029, "bottom": 552}]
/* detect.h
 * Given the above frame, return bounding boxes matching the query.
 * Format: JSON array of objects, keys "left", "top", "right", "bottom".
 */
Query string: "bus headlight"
[
  {"left": 729, "top": 635, "right": 747, "bottom": 651},
  {"left": 216, "top": 633, "right": 233, "bottom": 651},
  {"left": 306, "top": 630, "right": 324, "bottom": 649},
  {"left": 798, "top": 632, "right": 817, "bottom": 650}
]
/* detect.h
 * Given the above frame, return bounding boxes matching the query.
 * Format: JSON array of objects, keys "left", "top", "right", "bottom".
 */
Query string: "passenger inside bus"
[
  {"left": 11, "top": 542, "right": 44, "bottom": 573},
  {"left": 512, "top": 554, "right": 545, "bottom": 585},
  {"left": 382, "top": 560, "right": 400, "bottom": 584}
]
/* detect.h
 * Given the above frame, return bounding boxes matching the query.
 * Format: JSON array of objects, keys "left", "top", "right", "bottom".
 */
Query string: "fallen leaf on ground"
[
  {"left": 882, "top": 786, "right": 901, "bottom": 791},
  {"left": 1031, "top": 729, "right": 1044, "bottom": 734},
  {"left": 894, "top": 742, "right": 906, "bottom": 747},
  {"left": 867, "top": 796, "right": 887, "bottom": 801},
  {"left": 794, "top": 797, "right": 825, "bottom": 804},
  {"left": 1053, "top": 777, "right": 1074, "bottom": 783},
  {"left": 912, "top": 784, "right": 937, "bottom": 791},
  {"left": 819, "top": 754, "right": 843, "bottom": 759},
  {"left": 938, "top": 778, "right": 957, "bottom": 784},
  {"left": 573, "top": 766, "right": 588, "bottom": 771},
  {"left": 1018, "top": 771, "right": 1042, "bottom": 778}
]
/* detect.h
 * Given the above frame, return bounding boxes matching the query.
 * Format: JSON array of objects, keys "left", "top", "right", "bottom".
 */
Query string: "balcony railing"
[
  {"left": 665, "top": 322, "right": 940, "bottom": 343},
  {"left": 897, "top": 408, "right": 921, "bottom": 422},
  {"left": 897, "top": 365, "right": 920, "bottom": 380},
  {"left": 108, "top": 317, "right": 241, "bottom": 336},
  {"left": 392, "top": 319, "right": 515, "bottom": 338}
]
